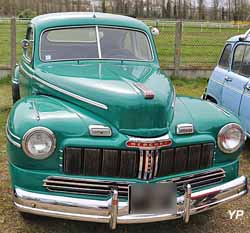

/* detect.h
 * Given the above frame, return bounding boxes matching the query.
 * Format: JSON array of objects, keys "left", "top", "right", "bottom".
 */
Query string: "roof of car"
[
  {"left": 227, "top": 34, "right": 250, "bottom": 43},
  {"left": 31, "top": 12, "right": 149, "bottom": 33}
]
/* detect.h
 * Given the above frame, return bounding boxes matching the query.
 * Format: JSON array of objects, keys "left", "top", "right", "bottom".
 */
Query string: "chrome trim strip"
[
  {"left": 6, "top": 127, "right": 21, "bottom": 140},
  {"left": 43, "top": 169, "right": 225, "bottom": 197},
  {"left": 6, "top": 128, "right": 21, "bottom": 148},
  {"left": 110, "top": 189, "right": 118, "bottom": 230},
  {"left": 183, "top": 184, "right": 191, "bottom": 223},
  {"left": 148, "top": 151, "right": 154, "bottom": 180},
  {"left": 138, "top": 150, "right": 144, "bottom": 179},
  {"left": 154, "top": 150, "right": 159, "bottom": 177},
  {"left": 12, "top": 80, "right": 19, "bottom": 85},
  {"left": 95, "top": 26, "right": 102, "bottom": 59},
  {"left": 88, "top": 125, "right": 112, "bottom": 137},
  {"left": 128, "top": 134, "right": 170, "bottom": 143},
  {"left": 176, "top": 123, "right": 194, "bottom": 135},
  {"left": 143, "top": 150, "right": 149, "bottom": 180},
  {"left": 32, "top": 75, "right": 108, "bottom": 110},
  {"left": 14, "top": 176, "right": 248, "bottom": 228},
  {"left": 126, "top": 134, "right": 172, "bottom": 150}
]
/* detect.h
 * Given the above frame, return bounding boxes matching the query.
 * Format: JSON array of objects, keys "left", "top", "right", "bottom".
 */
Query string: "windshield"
[{"left": 40, "top": 26, "right": 153, "bottom": 62}]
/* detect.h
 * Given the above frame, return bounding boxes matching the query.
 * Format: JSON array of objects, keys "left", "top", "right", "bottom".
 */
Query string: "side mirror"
[
  {"left": 21, "top": 39, "right": 30, "bottom": 49},
  {"left": 151, "top": 27, "right": 159, "bottom": 37}
]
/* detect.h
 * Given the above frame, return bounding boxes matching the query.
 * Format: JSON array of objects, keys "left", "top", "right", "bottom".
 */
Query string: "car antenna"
[{"left": 91, "top": 0, "right": 96, "bottom": 18}]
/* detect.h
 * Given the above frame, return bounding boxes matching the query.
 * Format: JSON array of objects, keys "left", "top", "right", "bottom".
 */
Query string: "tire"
[{"left": 12, "top": 82, "right": 20, "bottom": 104}]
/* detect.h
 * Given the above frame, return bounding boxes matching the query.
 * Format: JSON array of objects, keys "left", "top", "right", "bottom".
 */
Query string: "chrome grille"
[
  {"left": 44, "top": 169, "right": 225, "bottom": 198},
  {"left": 63, "top": 143, "right": 215, "bottom": 180}
]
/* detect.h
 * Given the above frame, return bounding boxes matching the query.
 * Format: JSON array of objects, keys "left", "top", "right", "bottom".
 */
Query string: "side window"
[
  {"left": 232, "top": 45, "right": 246, "bottom": 74},
  {"left": 24, "top": 27, "right": 34, "bottom": 61},
  {"left": 218, "top": 44, "right": 232, "bottom": 69},
  {"left": 240, "top": 46, "right": 250, "bottom": 77}
]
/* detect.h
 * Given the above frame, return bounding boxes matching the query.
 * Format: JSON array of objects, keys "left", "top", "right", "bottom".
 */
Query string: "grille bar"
[
  {"left": 44, "top": 169, "right": 225, "bottom": 198},
  {"left": 63, "top": 143, "right": 214, "bottom": 180}
]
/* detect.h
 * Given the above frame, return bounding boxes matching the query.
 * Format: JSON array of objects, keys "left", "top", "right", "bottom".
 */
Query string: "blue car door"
[
  {"left": 221, "top": 43, "right": 249, "bottom": 115},
  {"left": 206, "top": 44, "right": 232, "bottom": 104},
  {"left": 238, "top": 44, "right": 250, "bottom": 134}
]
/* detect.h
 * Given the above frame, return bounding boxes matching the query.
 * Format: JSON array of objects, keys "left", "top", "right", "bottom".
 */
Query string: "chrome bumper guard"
[{"left": 14, "top": 176, "right": 248, "bottom": 229}]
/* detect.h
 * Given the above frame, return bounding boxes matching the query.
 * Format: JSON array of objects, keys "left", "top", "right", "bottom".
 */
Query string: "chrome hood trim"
[{"left": 32, "top": 75, "right": 108, "bottom": 110}]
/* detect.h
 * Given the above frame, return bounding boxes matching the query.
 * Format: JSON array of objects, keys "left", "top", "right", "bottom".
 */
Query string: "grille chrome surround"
[
  {"left": 63, "top": 143, "right": 215, "bottom": 180},
  {"left": 44, "top": 169, "right": 225, "bottom": 198}
]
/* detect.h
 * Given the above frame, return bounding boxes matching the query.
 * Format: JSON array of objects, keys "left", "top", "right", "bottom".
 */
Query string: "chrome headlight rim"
[
  {"left": 217, "top": 123, "right": 245, "bottom": 154},
  {"left": 22, "top": 127, "right": 56, "bottom": 160}
]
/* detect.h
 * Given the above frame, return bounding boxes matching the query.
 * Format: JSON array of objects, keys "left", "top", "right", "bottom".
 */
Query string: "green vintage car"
[{"left": 6, "top": 12, "right": 248, "bottom": 229}]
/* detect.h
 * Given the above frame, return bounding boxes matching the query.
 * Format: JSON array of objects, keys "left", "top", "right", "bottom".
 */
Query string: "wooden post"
[
  {"left": 174, "top": 21, "right": 182, "bottom": 77},
  {"left": 10, "top": 17, "right": 16, "bottom": 76}
]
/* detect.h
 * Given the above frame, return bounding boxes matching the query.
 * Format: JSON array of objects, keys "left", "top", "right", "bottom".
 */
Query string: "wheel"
[{"left": 12, "top": 82, "right": 20, "bottom": 104}]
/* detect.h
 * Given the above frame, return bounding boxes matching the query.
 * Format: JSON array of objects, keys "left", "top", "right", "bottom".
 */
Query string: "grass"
[
  {"left": 0, "top": 76, "right": 250, "bottom": 233},
  {"left": 0, "top": 20, "right": 247, "bottom": 68}
]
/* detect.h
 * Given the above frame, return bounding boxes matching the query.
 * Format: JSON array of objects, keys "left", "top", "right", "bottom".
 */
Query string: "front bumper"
[{"left": 14, "top": 176, "right": 248, "bottom": 229}]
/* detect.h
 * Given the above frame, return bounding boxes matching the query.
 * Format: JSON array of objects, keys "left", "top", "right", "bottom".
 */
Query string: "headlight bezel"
[
  {"left": 22, "top": 127, "right": 56, "bottom": 159},
  {"left": 217, "top": 123, "right": 245, "bottom": 154}
]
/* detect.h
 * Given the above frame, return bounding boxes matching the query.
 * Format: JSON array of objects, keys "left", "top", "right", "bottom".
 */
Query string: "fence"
[{"left": 0, "top": 18, "right": 249, "bottom": 77}]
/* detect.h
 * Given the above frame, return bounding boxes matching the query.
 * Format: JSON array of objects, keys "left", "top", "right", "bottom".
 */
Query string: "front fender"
[
  {"left": 7, "top": 95, "right": 123, "bottom": 169},
  {"left": 171, "top": 96, "right": 243, "bottom": 163}
]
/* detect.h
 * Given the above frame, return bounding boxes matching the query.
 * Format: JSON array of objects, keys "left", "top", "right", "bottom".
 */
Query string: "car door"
[
  {"left": 238, "top": 44, "right": 250, "bottom": 134},
  {"left": 221, "top": 43, "right": 249, "bottom": 115},
  {"left": 206, "top": 43, "right": 232, "bottom": 104}
]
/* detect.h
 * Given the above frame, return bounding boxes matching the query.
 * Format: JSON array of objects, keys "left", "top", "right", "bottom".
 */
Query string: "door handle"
[{"left": 225, "top": 76, "right": 232, "bottom": 82}]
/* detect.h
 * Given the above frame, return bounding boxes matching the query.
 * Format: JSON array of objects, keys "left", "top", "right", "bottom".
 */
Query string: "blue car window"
[
  {"left": 218, "top": 44, "right": 231, "bottom": 69},
  {"left": 232, "top": 45, "right": 246, "bottom": 74}
]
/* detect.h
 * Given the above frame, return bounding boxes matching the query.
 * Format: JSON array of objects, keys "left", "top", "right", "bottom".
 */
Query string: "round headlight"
[
  {"left": 22, "top": 127, "right": 56, "bottom": 159},
  {"left": 217, "top": 123, "right": 245, "bottom": 154}
]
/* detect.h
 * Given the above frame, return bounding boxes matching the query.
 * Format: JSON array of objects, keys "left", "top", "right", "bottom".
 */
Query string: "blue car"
[{"left": 204, "top": 29, "right": 250, "bottom": 137}]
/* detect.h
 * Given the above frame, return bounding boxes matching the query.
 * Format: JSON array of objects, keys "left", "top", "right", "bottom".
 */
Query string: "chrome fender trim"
[{"left": 6, "top": 126, "right": 21, "bottom": 148}]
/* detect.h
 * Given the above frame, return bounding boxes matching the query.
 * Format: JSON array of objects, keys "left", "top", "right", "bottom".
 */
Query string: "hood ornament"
[{"left": 134, "top": 83, "right": 155, "bottom": 99}]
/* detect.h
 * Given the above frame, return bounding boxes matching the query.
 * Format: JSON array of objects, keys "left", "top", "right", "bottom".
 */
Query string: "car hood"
[{"left": 35, "top": 62, "right": 175, "bottom": 137}]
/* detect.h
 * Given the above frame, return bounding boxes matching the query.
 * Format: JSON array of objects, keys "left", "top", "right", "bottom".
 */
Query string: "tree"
[
  {"left": 139, "top": 0, "right": 144, "bottom": 17},
  {"left": 162, "top": 0, "right": 166, "bottom": 18},
  {"left": 173, "top": 0, "right": 177, "bottom": 18},
  {"left": 65, "top": 0, "right": 71, "bottom": 12},
  {"left": 146, "top": 0, "right": 150, "bottom": 17},
  {"left": 102, "top": 0, "right": 106, "bottom": 13},
  {"left": 198, "top": 0, "right": 205, "bottom": 20},
  {"left": 212, "top": 0, "right": 219, "bottom": 20},
  {"left": 166, "top": 0, "right": 171, "bottom": 18},
  {"left": 183, "top": 0, "right": 187, "bottom": 19},
  {"left": 178, "top": 0, "right": 182, "bottom": 18},
  {"left": 135, "top": 0, "right": 138, "bottom": 16}
]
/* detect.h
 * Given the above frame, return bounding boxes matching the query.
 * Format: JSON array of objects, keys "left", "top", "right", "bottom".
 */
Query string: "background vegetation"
[
  {"left": 1, "top": 0, "right": 250, "bottom": 22},
  {"left": 0, "top": 19, "right": 247, "bottom": 69}
]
